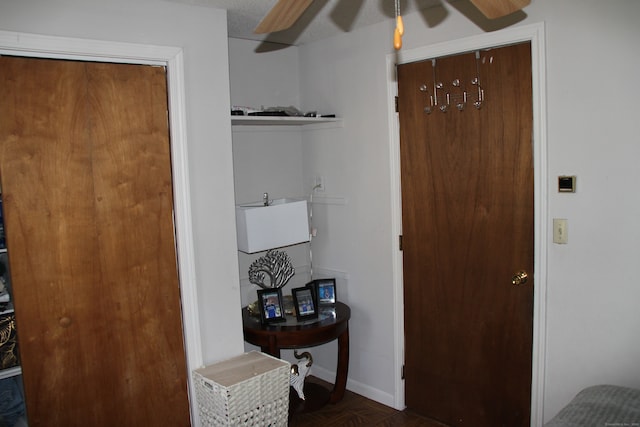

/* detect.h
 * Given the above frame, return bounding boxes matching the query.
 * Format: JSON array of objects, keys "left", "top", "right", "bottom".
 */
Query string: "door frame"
[
  {"left": 0, "top": 30, "right": 203, "bottom": 424},
  {"left": 386, "top": 22, "right": 548, "bottom": 425}
]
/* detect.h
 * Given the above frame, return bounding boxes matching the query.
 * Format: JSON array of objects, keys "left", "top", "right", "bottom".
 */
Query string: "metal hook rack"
[{"left": 418, "top": 51, "right": 485, "bottom": 115}]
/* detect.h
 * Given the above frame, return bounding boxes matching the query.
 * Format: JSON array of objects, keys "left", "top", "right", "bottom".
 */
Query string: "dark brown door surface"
[
  {"left": 0, "top": 57, "right": 190, "bottom": 426},
  {"left": 398, "top": 43, "right": 534, "bottom": 426}
]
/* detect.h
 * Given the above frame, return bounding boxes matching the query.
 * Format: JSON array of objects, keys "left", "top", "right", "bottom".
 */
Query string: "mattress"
[{"left": 545, "top": 385, "right": 640, "bottom": 427}]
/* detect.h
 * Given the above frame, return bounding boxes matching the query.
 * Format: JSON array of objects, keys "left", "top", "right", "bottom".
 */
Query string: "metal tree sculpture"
[{"left": 248, "top": 249, "right": 295, "bottom": 289}]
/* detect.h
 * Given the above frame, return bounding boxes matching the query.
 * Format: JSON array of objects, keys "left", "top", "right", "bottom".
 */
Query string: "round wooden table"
[{"left": 242, "top": 302, "right": 350, "bottom": 411}]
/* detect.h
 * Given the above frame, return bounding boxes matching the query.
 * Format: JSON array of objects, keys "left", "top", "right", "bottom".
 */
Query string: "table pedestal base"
[{"left": 242, "top": 303, "right": 351, "bottom": 414}]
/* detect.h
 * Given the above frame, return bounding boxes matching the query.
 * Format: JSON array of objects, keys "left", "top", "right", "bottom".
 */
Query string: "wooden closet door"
[{"left": 0, "top": 57, "right": 190, "bottom": 426}]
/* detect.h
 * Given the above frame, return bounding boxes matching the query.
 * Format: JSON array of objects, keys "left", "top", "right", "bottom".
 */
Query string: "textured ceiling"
[{"left": 172, "top": 0, "right": 443, "bottom": 46}]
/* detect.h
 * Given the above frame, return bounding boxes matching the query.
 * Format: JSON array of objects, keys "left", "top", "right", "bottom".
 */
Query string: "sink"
[{"left": 235, "top": 198, "right": 310, "bottom": 253}]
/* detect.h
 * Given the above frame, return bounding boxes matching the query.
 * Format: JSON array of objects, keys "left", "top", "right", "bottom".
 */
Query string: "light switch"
[{"left": 553, "top": 218, "right": 568, "bottom": 244}]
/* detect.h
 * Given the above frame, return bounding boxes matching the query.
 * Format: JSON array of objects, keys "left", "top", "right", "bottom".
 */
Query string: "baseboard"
[{"left": 310, "top": 365, "right": 397, "bottom": 409}]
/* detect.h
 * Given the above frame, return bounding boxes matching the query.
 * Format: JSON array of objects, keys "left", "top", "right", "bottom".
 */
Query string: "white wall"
[
  {"left": 533, "top": 0, "right": 640, "bottom": 419},
  {"left": 228, "top": 38, "right": 301, "bottom": 113},
  {"left": 295, "top": 0, "right": 640, "bottom": 423},
  {"left": 0, "top": 0, "right": 244, "bottom": 372}
]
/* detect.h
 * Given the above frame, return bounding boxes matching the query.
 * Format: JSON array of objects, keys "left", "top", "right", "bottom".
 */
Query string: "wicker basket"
[{"left": 193, "top": 351, "right": 290, "bottom": 427}]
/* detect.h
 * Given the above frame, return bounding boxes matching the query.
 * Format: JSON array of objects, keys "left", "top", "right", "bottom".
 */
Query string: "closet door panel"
[
  {"left": 86, "top": 61, "right": 189, "bottom": 424},
  {"left": 0, "top": 56, "right": 189, "bottom": 427}
]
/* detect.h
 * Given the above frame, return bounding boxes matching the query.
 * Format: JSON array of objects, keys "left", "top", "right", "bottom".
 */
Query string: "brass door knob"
[{"left": 511, "top": 271, "right": 528, "bottom": 285}]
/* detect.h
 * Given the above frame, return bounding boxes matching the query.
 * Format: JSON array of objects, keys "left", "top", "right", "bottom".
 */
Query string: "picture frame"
[
  {"left": 315, "top": 278, "right": 337, "bottom": 305},
  {"left": 257, "top": 288, "right": 286, "bottom": 324},
  {"left": 292, "top": 286, "right": 318, "bottom": 321}
]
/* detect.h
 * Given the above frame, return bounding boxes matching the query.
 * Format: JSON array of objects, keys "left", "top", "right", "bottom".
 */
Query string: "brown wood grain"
[
  {"left": 398, "top": 43, "right": 534, "bottom": 426},
  {"left": 470, "top": 0, "right": 531, "bottom": 18},
  {"left": 254, "top": 0, "right": 314, "bottom": 34},
  {"left": 289, "top": 376, "right": 447, "bottom": 427},
  {"left": 0, "top": 57, "right": 189, "bottom": 426}
]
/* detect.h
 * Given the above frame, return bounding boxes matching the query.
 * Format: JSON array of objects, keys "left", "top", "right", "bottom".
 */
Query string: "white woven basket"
[{"left": 193, "top": 351, "right": 290, "bottom": 427}]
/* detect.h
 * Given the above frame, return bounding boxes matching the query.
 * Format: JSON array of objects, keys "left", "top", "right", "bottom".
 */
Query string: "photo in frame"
[
  {"left": 292, "top": 286, "right": 318, "bottom": 321},
  {"left": 257, "top": 288, "right": 286, "bottom": 324},
  {"left": 315, "top": 278, "right": 336, "bottom": 305}
]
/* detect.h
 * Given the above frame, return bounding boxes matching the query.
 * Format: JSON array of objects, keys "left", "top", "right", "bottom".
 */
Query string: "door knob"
[{"left": 511, "top": 271, "right": 528, "bottom": 285}]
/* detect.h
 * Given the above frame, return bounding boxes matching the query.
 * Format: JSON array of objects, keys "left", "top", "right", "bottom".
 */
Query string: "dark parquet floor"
[{"left": 288, "top": 377, "right": 448, "bottom": 427}]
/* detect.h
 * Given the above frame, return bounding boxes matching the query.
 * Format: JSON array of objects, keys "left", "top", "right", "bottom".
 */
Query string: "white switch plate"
[
  {"left": 314, "top": 175, "right": 325, "bottom": 192},
  {"left": 553, "top": 218, "right": 568, "bottom": 244}
]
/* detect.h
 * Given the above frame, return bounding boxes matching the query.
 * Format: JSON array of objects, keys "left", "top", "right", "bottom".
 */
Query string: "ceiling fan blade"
[
  {"left": 255, "top": 0, "right": 315, "bottom": 34},
  {"left": 469, "top": 0, "right": 531, "bottom": 19}
]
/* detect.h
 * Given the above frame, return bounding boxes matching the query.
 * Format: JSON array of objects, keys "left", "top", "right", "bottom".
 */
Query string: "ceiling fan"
[{"left": 254, "top": 0, "right": 531, "bottom": 49}]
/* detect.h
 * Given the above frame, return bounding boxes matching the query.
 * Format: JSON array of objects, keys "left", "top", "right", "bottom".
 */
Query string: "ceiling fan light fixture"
[
  {"left": 396, "top": 15, "right": 404, "bottom": 36},
  {"left": 393, "top": 0, "right": 403, "bottom": 50},
  {"left": 394, "top": 27, "right": 402, "bottom": 50}
]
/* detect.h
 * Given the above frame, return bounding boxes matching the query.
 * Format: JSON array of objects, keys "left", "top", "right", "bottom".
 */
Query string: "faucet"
[{"left": 263, "top": 192, "right": 269, "bottom": 206}]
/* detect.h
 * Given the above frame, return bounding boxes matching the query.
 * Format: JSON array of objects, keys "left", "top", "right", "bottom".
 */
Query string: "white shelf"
[
  {"left": 231, "top": 115, "right": 341, "bottom": 126},
  {"left": 0, "top": 365, "right": 21, "bottom": 380}
]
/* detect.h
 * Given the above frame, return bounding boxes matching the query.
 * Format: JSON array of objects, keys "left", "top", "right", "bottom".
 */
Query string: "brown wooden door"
[
  {"left": 0, "top": 57, "right": 190, "bottom": 426},
  {"left": 398, "top": 43, "right": 534, "bottom": 426}
]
